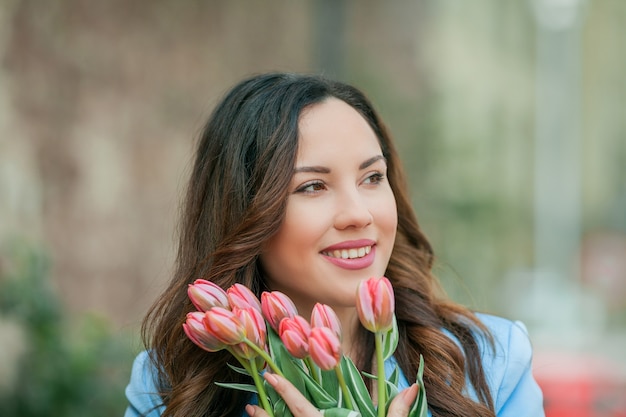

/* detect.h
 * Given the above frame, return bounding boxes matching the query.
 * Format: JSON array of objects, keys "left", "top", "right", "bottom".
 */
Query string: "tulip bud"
[
  {"left": 279, "top": 315, "right": 311, "bottom": 359},
  {"left": 308, "top": 326, "right": 341, "bottom": 371},
  {"left": 261, "top": 291, "right": 298, "bottom": 331},
  {"left": 230, "top": 307, "right": 267, "bottom": 359},
  {"left": 310, "top": 303, "right": 342, "bottom": 339},
  {"left": 203, "top": 307, "right": 246, "bottom": 345},
  {"left": 188, "top": 279, "right": 230, "bottom": 312},
  {"left": 183, "top": 311, "right": 226, "bottom": 352},
  {"left": 356, "top": 276, "right": 395, "bottom": 333},
  {"left": 227, "top": 283, "right": 262, "bottom": 313}
]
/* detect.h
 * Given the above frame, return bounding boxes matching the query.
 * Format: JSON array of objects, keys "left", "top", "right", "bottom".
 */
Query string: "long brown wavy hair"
[{"left": 142, "top": 73, "right": 496, "bottom": 417}]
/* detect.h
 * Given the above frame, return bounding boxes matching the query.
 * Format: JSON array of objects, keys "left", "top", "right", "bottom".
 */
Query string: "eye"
[
  {"left": 363, "top": 172, "right": 385, "bottom": 185},
  {"left": 295, "top": 180, "right": 326, "bottom": 194}
]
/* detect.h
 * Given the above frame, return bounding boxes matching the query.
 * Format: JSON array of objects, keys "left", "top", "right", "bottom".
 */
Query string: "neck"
[{"left": 335, "top": 307, "right": 360, "bottom": 360}]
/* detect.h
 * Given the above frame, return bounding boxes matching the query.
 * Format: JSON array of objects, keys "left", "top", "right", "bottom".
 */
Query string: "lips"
[
  {"left": 321, "top": 246, "right": 372, "bottom": 260},
  {"left": 320, "top": 240, "right": 376, "bottom": 270}
]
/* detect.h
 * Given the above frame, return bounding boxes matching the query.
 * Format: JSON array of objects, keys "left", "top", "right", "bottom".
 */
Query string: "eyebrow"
[
  {"left": 359, "top": 155, "right": 386, "bottom": 170},
  {"left": 293, "top": 155, "right": 386, "bottom": 174}
]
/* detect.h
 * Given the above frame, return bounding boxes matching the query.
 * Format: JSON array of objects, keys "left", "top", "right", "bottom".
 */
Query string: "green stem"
[
  {"left": 375, "top": 332, "right": 385, "bottom": 417},
  {"left": 227, "top": 348, "right": 254, "bottom": 374},
  {"left": 304, "top": 357, "right": 321, "bottom": 385},
  {"left": 249, "top": 357, "right": 274, "bottom": 417},
  {"left": 244, "top": 338, "right": 285, "bottom": 377},
  {"left": 335, "top": 365, "right": 355, "bottom": 411}
]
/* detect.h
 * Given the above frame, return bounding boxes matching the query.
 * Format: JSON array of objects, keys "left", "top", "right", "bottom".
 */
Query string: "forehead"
[{"left": 296, "top": 98, "right": 382, "bottom": 163}]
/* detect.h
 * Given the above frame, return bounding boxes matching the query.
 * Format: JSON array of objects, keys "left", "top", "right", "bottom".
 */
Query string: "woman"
[{"left": 124, "top": 73, "right": 544, "bottom": 417}]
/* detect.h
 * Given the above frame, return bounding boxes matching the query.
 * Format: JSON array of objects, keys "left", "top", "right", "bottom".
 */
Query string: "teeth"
[{"left": 323, "top": 246, "right": 372, "bottom": 259}]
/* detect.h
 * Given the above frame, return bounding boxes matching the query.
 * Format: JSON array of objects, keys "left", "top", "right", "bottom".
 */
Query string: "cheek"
[
  {"left": 374, "top": 191, "right": 398, "bottom": 234},
  {"left": 281, "top": 199, "right": 330, "bottom": 245},
  {"left": 259, "top": 204, "right": 326, "bottom": 279}
]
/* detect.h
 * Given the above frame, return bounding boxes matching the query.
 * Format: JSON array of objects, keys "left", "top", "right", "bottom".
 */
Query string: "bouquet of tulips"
[{"left": 183, "top": 276, "right": 427, "bottom": 417}]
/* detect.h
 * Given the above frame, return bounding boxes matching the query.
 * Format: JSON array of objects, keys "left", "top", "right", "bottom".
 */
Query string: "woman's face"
[{"left": 260, "top": 98, "right": 398, "bottom": 318}]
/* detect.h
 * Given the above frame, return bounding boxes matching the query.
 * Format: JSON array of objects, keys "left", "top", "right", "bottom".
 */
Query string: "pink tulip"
[
  {"left": 230, "top": 307, "right": 267, "bottom": 359},
  {"left": 310, "top": 303, "right": 342, "bottom": 338},
  {"left": 279, "top": 315, "right": 311, "bottom": 359},
  {"left": 183, "top": 311, "right": 226, "bottom": 352},
  {"left": 203, "top": 306, "right": 246, "bottom": 345},
  {"left": 308, "top": 326, "right": 341, "bottom": 371},
  {"left": 227, "top": 283, "right": 262, "bottom": 313},
  {"left": 188, "top": 279, "right": 230, "bottom": 312},
  {"left": 261, "top": 291, "right": 298, "bottom": 331},
  {"left": 356, "top": 276, "right": 395, "bottom": 333}
]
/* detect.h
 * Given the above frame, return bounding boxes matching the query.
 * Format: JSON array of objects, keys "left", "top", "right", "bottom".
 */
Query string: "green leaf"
[
  {"left": 226, "top": 363, "right": 252, "bottom": 376},
  {"left": 264, "top": 328, "right": 308, "bottom": 413},
  {"left": 267, "top": 327, "right": 286, "bottom": 367},
  {"left": 339, "top": 356, "right": 376, "bottom": 417},
  {"left": 320, "top": 408, "right": 362, "bottom": 417},
  {"left": 214, "top": 382, "right": 258, "bottom": 394},
  {"left": 380, "top": 316, "right": 399, "bottom": 361},
  {"left": 319, "top": 368, "right": 340, "bottom": 402},
  {"left": 384, "top": 366, "right": 399, "bottom": 402},
  {"left": 266, "top": 327, "right": 308, "bottom": 395},
  {"left": 409, "top": 355, "right": 428, "bottom": 417},
  {"left": 385, "top": 382, "right": 399, "bottom": 405},
  {"left": 361, "top": 371, "right": 377, "bottom": 380},
  {"left": 417, "top": 354, "right": 425, "bottom": 381},
  {"left": 388, "top": 365, "right": 399, "bottom": 387},
  {"left": 299, "top": 366, "right": 338, "bottom": 409},
  {"left": 280, "top": 356, "right": 307, "bottom": 394},
  {"left": 274, "top": 398, "right": 292, "bottom": 417},
  {"left": 265, "top": 379, "right": 280, "bottom": 408}
]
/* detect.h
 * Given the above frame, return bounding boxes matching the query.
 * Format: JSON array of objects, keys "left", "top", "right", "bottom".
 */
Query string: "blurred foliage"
[
  {"left": 352, "top": 1, "right": 626, "bottom": 318},
  {"left": 0, "top": 241, "right": 135, "bottom": 417}
]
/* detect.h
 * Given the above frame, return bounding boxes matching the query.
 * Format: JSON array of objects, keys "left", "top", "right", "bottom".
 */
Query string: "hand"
[
  {"left": 245, "top": 373, "right": 420, "bottom": 417},
  {"left": 387, "top": 383, "right": 419, "bottom": 417}
]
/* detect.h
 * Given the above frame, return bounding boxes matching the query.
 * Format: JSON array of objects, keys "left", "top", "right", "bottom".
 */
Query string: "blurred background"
[{"left": 0, "top": 0, "right": 624, "bottom": 415}]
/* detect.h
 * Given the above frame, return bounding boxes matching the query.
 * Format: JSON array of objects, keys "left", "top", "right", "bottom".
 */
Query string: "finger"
[
  {"left": 264, "top": 372, "right": 321, "bottom": 416},
  {"left": 386, "top": 383, "right": 419, "bottom": 417},
  {"left": 245, "top": 404, "right": 268, "bottom": 417}
]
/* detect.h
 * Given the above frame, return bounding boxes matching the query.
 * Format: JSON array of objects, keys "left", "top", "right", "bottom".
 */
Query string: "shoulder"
[
  {"left": 473, "top": 313, "right": 545, "bottom": 417},
  {"left": 474, "top": 314, "right": 533, "bottom": 388},
  {"left": 124, "top": 350, "right": 165, "bottom": 417}
]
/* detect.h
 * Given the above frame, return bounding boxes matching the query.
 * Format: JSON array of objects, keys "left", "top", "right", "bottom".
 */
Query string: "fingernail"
[
  {"left": 264, "top": 372, "right": 278, "bottom": 386},
  {"left": 402, "top": 383, "right": 419, "bottom": 407},
  {"left": 245, "top": 404, "right": 256, "bottom": 416}
]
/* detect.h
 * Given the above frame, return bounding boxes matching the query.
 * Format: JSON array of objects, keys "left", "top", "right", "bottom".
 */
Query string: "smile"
[{"left": 321, "top": 246, "right": 372, "bottom": 260}]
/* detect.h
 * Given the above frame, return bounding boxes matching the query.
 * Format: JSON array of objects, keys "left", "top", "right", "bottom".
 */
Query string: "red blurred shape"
[{"left": 534, "top": 351, "right": 626, "bottom": 417}]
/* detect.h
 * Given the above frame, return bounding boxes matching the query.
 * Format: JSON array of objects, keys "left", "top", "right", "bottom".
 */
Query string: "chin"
[{"left": 327, "top": 291, "right": 360, "bottom": 309}]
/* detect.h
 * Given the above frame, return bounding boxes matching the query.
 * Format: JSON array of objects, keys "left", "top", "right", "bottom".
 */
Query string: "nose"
[{"left": 333, "top": 189, "right": 373, "bottom": 230}]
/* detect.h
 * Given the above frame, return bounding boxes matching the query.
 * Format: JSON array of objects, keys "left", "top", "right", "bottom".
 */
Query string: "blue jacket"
[{"left": 124, "top": 314, "right": 545, "bottom": 416}]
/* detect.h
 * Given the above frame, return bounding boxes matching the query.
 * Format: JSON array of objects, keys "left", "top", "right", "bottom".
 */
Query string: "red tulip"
[
  {"left": 227, "top": 283, "right": 262, "bottom": 313},
  {"left": 356, "top": 276, "right": 395, "bottom": 333},
  {"left": 230, "top": 307, "right": 267, "bottom": 359},
  {"left": 183, "top": 311, "right": 226, "bottom": 352},
  {"left": 279, "top": 315, "right": 311, "bottom": 359},
  {"left": 308, "top": 326, "right": 341, "bottom": 371},
  {"left": 261, "top": 291, "right": 298, "bottom": 331},
  {"left": 203, "top": 307, "right": 246, "bottom": 345},
  {"left": 310, "top": 303, "right": 342, "bottom": 338},
  {"left": 188, "top": 279, "right": 230, "bottom": 312}
]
